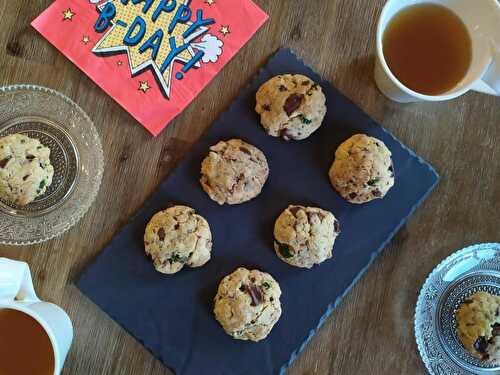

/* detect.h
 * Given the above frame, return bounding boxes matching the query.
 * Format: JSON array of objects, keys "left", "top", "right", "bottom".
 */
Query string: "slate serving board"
[{"left": 78, "top": 48, "right": 439, "bottom": 375}]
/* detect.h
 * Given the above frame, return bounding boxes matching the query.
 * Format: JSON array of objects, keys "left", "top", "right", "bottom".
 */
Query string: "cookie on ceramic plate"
[
  {"left": 329, "top": 134, "right": 394, "bottom": 204},
  {"left": 200, "top": 139, "right": 269, "bottom": 205},
  {"left": 255, "top": 74, "right": 326, "bottom": 141},
  {"left": 214, "top": 267, "right": 282, "bottom": 342},
  {"left": 144, "top": 205, "right": 212, "bottom": 274},
  {"left": 0, "top": 133, "right": 54, "bottom": 206},
  {"left": 274, "top": 205, "right": 340, "bottom": 268}
]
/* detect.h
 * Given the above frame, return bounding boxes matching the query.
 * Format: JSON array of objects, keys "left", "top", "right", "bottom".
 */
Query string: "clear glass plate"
[
  {"left": 415, "top": 243, "right": 500, "bottom": 375},
  {"left": 0, "top": 85, "right": 104, "bottom": 245}
]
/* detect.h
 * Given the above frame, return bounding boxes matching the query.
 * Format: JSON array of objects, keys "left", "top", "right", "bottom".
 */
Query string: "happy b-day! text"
[{"left": 94, "top": 0, "right": 215, "bottom": 76}]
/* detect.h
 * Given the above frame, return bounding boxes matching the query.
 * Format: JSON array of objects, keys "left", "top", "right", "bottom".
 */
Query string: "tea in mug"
[
  {"left": 0, "top": 309, "right": 55, "bottom": 375},
  {"left": 383, "top": 3, "right": 472, "bottom": 95}
]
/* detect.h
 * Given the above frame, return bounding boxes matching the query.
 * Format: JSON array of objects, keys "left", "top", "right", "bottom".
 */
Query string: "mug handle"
[
  {"left": 471, "top": 52, "right": 500, "bottom": 96},
  {"left": 0, "top": 258, "right": 40, "bottom": 304}
]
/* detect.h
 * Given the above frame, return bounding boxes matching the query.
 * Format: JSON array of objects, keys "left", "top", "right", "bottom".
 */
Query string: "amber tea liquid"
[
  {"left": 383, "top": 3, "right": 472, "bottom": 96},
  {"left": 0, "top": 309, "right": 55, "bottom": 375}
]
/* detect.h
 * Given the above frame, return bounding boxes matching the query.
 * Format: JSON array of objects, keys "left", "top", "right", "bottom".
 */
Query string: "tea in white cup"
[
  {"left": 382, "top": 3, "right": 471, "bottom": 96},
  {"left": 375, "top": 0, "right": 500, "bottom": 102},
  {"left": 0, "top": 258, "right": 73, "bottom": 375},
  {"left": 0, "top": 309, "right": 55, "bottom": 375}
]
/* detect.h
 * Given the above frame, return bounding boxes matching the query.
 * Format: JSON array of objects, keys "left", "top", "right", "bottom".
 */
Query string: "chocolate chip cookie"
[
  {"left": 200, "top": 139, "right": 269, "bottom": 205},
  {"left": 274, "top": 205, "right": 340, "bottom": 268},
  {"left": 457, "top": 291, "right": 500, "bottom": 364},
  {"left": 214, "top": 267, "right": 282, "bottom": 342},
  {"left": 0, "top": 134, "right": 54, "bottom": 206},
  {"left": 329, "top": 134, "right": 394, "bottom": 204},
  {"left": 255, "top": 74, "right": 327, "bottom": 141},
  {"left": 144, "top": 205, "right": 212, "bottom": 274}
]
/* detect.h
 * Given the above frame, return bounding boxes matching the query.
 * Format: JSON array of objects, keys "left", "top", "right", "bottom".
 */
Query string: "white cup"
[
  {"left": 0, "top": 258, "right": 73, "bottom": 375},
  {"left": 375, "top": 0, "right": 500, "bottom": 103}
]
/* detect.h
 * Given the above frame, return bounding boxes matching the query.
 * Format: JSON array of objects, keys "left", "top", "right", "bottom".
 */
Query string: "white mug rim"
[
  {"left": 0, "top": 304, "right": 60, "bottom": 375},
  {"left": 376, "top": 0, "right": 481, "bottom": 101}
]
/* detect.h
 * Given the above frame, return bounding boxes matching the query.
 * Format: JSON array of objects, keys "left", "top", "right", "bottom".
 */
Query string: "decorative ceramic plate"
[
  {"left": 415, "top": 243, "right": 500, "bottom": 375},
  {"left": 0, "top": 85, "right": 104, "bottom": 245}
]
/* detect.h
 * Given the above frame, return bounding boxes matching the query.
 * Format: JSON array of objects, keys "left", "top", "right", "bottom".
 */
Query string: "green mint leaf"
[
  {"left": 169, "top": 253, "right": 188, "bottom": 264},
  {"left": 275, "top": 241, "right": 294, "bottom": 258},
  {"left": 299, "top": 115, "right": 312, "bottom": 124}
]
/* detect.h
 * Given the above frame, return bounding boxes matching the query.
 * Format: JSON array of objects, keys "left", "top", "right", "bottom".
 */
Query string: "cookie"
[
  {"left": 144, "top": 205, "right": 212, "bottom": 274},
  {"left": 214, "top": 267, "right": 282, "bottom": 342},
  {"left": 255, "top": 74, "right": 327, "bottom": 141},
  {"left": 200, "top": 139, "right": 269, "bottom": 205},
  {"left": 0, "top": 134, "right": 54, "bottom": 206},
  {"left": 274, "top": 205, "right": 340, "bottom": 268},
  {"left": 457, "top": 291, "right": 500, "bottom": 364},
  {"left": 329, "top": 134, "right": 394, "bottom": 204}
]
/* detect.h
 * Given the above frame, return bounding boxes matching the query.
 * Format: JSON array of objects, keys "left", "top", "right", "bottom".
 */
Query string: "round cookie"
[
  {"left": 255, "top": 74, "right": 326, "bottom": 141},
  {"left": 214, "top": 267, "right": 282, "bottom": 342},
  {"left": 0, "top": 134, "right": 54, "bottom": 206},
  {"left": 200, "top": 139, "right": 269, "bottom": 205},
  {"left": 144, "top": 205, "right": 212, "bottom": 274},
  {"left": 274, "top": 205, "right": 340, "bottom": 268},
  {"left": 457, "top": 291, "right": 500, "bottom": 364},
  {"left": 329, "top": 134, "right": 394, "bottom": 204}
]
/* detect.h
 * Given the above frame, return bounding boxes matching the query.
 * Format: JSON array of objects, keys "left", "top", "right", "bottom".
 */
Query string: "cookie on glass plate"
[
  {"left": 457, "top": 291, "right": 500, "bottom": 364},
  {"left": 274, "top": 205, "right": 340, "bottom": 268},
  {"left": 214, "top": 267, "right": 282, "bottom": 342},
  {"left": 0, "top": 134, "right": 54, "bottom": 206},
  {"left": 329, "top": 134, "right": 394, "bottom": 204},
  {"left": 255, "top": 74, "right": 326, "bottom": 141},
  {"left": 200, "top": 139, "right": 269, "bottom": 205},
  {"left": 144, "top": 205, "right": 212, "bottom": 274}
]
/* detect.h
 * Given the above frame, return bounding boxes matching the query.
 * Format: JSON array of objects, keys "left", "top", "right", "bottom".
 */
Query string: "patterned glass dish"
[
  {"left": 0, "top": 85, "right": 104, "bottom": 245},
  {"left": 415, "top": 243, "right": 500, "bottom": 375}
]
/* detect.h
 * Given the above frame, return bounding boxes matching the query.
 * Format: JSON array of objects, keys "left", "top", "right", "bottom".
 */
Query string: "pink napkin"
[{"left": 32, "top": 0, "right": 268, "bottom": 136}]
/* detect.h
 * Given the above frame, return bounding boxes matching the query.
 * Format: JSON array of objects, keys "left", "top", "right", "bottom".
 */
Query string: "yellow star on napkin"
[
  {"left": 138, "top": 81, "right": 151, "bottom": 93},
  {"left": 220, "top": 25, "right": 230, "bottom": 36},
  {"left": 62, "top": 8, "right": 75, "bottom": 21},
  {"left": 205, "top": 0, "right": 216, "bottom": 6}
]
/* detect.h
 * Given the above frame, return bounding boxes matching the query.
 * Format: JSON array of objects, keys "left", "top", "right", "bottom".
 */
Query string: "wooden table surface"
[{"left": 1, "top": 0, "right": 499, "bottom": 374}]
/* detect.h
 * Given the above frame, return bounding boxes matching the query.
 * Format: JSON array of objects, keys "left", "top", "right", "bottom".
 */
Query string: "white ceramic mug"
[
  {"left": 0, "top": 258, "right": 73, "bottom": 375},
  {"left": 375, "top": 0, "right": 500, "bottom": 103}
]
